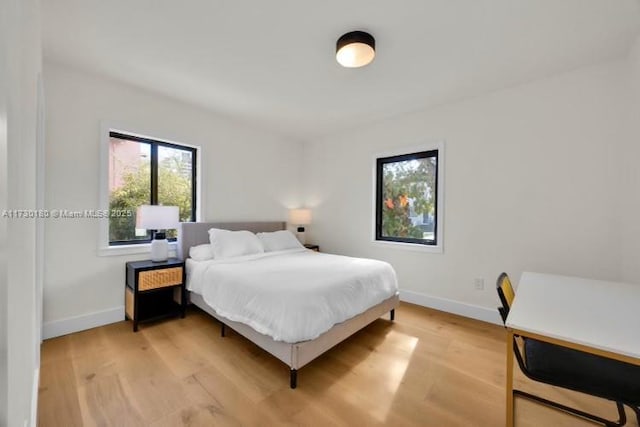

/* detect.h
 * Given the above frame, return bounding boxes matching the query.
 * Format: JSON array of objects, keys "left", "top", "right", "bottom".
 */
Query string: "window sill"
[
  {"left": 372, "top": 239, "right": 443, "bottom": 254},
  {"left": 98, "top": 241, "right": 178, "bottom": 257}
]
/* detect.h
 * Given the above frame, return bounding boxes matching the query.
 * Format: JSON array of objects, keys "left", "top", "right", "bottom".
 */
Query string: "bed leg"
[
  {"left": 390, "top": 309, "right": 395, "bottom": 321},
  {"left": 290, "top": 369, "right": 297, "bottom": 389},
  {"left": 220, "top": 322, "right": 225, "bottom": 337}
]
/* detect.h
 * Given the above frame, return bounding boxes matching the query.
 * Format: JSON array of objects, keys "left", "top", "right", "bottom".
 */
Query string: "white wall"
[
  {"left": 0, "top": 4, "right": 8, "bottom": 419},
  {"left": 303, "top": 59, "right": 632, "bottom": 320},
  {"left": 43, "top": 61, "right": 302, "bottom": 334},
  {"left": 620, "top": 36, "right": 640, "bottom": 283},
  {"left": 41, "top": 29, "right": 640, "bottom": 334},
  {"left": 0, "top": 0, "right": 43, "bottom": 425}
]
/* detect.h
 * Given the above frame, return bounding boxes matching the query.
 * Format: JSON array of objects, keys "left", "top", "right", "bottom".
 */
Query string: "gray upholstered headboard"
[{"left": 177, "top": 221, "right": 286, "bottom": 260}]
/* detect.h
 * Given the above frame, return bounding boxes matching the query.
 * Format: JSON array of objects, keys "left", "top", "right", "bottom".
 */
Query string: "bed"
[{"left": 177, "top": 221, "right": 399, "bottom": 388}]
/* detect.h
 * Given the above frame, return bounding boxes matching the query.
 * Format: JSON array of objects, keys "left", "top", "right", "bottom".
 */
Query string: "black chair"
[{"left": 497, "top": 272, "right": 640, "bottom": 426}]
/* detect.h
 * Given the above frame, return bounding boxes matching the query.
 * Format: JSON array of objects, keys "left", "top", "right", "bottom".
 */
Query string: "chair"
[{"left": 497, "top": 272, "right": 640, "bottom": 427}]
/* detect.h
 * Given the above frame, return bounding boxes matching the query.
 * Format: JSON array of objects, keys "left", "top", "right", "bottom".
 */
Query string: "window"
[
  {"left": 108, "top": 131, "right": 196, "bottom": 245},
  {"left": 375, "top": 145, "right": 443, "bottom": 249}
]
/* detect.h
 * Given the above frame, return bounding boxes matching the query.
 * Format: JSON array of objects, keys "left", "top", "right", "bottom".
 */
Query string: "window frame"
[
  {"left": 372, "top": 142, "right": 445, "bottom": 253},
  {"left": 108, "top": 131, "right": 197, "bottom": 246},
  {"left": 98, "top": 123, "right": 201, "bottom": 256}
]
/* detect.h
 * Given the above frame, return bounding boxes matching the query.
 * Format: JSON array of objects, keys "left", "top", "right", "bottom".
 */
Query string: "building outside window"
[{"left": 108, "top": 131, "right": 196, "bottom": 245}]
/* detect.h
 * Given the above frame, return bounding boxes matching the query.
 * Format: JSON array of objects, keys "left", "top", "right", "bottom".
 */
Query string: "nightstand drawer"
[{"left": 138, "top": 267, "right": 183, "bottom": 291}]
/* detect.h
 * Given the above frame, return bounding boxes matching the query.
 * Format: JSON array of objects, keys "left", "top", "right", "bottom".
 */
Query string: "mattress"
[{"left": 187, "top": 248, "right": 398, "bottom": 343}]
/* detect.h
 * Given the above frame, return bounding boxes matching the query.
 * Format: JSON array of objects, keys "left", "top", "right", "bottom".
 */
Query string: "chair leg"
[
  {"left": 615, "top": 402, "right": 627, "bottom": 427},
  {"left": 513, "top": 390, "right": 627, "bottom": 427},
  {"left": 629, "top": 405, "right": 640, "bottom": 426},
  {"left": 290, "top": 369, "right": 297, "bottom": 389},
  {"left": 390, "top": 309, "right": 395, "bottom": 321}
]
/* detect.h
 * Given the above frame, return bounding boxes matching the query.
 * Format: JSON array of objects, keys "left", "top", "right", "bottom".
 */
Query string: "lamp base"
[{"left": 150, "top": 238, "right": 169, "bottom": 262}]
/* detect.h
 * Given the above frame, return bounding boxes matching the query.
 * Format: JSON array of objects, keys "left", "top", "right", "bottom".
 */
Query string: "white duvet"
[{"left": 187, "top": 249, "right": 398, "bottom": 343}]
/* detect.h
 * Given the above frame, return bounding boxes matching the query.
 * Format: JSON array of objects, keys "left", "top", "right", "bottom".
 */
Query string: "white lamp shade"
[
  {"left": 336, "top": 43, "right": 375, "bottom": 68},
  {"left": 288, "top": 208, "right": 312, "bottom": 225},
  {"left": 136, "top": 205, "right": 179, "bottom": 230}
]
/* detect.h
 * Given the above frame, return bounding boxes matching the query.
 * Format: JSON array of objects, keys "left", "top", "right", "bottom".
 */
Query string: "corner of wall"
[{"left": 3, "top": 0, "right": 43, "bottom": 424}]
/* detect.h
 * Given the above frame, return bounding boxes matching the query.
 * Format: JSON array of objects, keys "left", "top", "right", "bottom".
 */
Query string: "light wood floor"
[{"left": 38, "top": 302, "right": 638, "bottom": 427}]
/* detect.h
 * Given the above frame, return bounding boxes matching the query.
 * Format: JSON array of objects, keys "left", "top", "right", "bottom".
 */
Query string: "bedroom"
[{"left": 2, "top": 0, "right": 640, "bottom": 426}]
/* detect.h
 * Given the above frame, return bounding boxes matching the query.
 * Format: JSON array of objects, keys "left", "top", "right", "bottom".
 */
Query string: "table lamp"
[
  {"left": 288, "top": 208, "right": 312, "bottom": 244},
  {"left": 136, "top": 205, "right": 179, "bottom": 262}
]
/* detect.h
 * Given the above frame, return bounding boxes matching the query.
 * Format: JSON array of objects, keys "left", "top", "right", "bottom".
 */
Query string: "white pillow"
[
  {"left": 208, "top": 228, "right": 264, "bottom": 259},
  {"left": 256, "top": 230, "right": 303, "bottom": 252},
  {"left": 189, "top": 243, "right": 214, "bottom": 261}
]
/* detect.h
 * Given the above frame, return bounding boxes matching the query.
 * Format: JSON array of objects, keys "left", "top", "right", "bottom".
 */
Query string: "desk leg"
[{"left": 506, "top": 330, "right": 514, "bottom": 427}]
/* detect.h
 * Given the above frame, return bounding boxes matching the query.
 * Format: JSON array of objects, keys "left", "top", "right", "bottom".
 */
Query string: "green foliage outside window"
[
  {"left": 381, "top": 156, "right": 436, "bottom": 239},
  {"left": 109, "top": 155, "right": 193, "bottom": 242}
]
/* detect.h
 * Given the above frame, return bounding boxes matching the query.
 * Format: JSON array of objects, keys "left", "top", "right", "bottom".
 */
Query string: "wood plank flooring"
[{"left": 38, "top": 302, "right": 638, "bottom": 426}]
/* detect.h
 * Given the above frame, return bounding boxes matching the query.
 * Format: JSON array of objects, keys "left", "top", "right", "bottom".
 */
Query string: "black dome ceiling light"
[{"left": 336, "top": 31, "right": 375, "bottom": 68}]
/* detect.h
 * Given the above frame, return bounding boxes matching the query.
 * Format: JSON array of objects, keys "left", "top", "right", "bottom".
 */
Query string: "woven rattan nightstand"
[{"left": 125, "top": 258, "right": 186, "bottom": 332}]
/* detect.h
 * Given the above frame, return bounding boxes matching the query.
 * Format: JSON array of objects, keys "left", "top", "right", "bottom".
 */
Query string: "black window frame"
[
  {"left": 109, "top": 131, "right": 197, "bottom": 246},
  {"left": 375, "top": 149, "right": 439, "bottom": 246}
]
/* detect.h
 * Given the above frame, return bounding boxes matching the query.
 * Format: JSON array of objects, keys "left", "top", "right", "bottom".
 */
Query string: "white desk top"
[{"left": 506, "top": 272, "right": 640, "bottom": 360}]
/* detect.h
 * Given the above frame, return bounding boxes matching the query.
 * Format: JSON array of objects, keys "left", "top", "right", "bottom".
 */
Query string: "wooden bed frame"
[{"left": 177, "top": 221, "right": 399, "bottom": 389}]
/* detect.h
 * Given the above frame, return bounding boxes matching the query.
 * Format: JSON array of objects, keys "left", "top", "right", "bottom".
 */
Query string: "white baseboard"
[
  {"left": 42, "top": 306, "right": 124, "bottom": 339},
  {"left": 40, "top": 293, "right": 500, "bottom": 339},
  {"left": 399, "top": 289, "right": 502, "bottom": 325}
]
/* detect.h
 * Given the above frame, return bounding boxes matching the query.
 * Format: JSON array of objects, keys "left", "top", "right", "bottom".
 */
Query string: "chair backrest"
[
  {"left": 497, "top": 272, "right": 515, "bottom": 323},
  {"left": 496, "top": 272, "right": 532, "bottom": 379}
]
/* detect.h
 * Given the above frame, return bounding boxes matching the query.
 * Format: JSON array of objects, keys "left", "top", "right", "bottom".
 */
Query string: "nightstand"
[
  {"left": 304, "top": 244, "right": 320, "bottom": 252},
  {"left": 125, "top": 258, "right": 186, "bottom": 332}
]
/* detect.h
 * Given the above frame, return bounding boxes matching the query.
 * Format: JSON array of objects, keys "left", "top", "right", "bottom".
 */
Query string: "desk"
[{"left": 504, "top": 272, "right": 640, "bottom": 427}]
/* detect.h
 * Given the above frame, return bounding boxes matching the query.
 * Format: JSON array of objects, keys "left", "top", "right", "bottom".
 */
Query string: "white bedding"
[{"left": 187, "top": 249, "right": 398, "bottom": 343}]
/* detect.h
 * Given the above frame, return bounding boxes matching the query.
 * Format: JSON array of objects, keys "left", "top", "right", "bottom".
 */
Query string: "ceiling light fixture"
[{"left": 336, "top": 31, "right": 375, "bottom": 68}]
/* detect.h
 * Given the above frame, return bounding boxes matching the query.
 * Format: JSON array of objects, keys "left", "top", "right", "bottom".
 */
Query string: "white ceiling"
[{"left": 42, "top": 0, "right": 640, "bottom": 141}]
